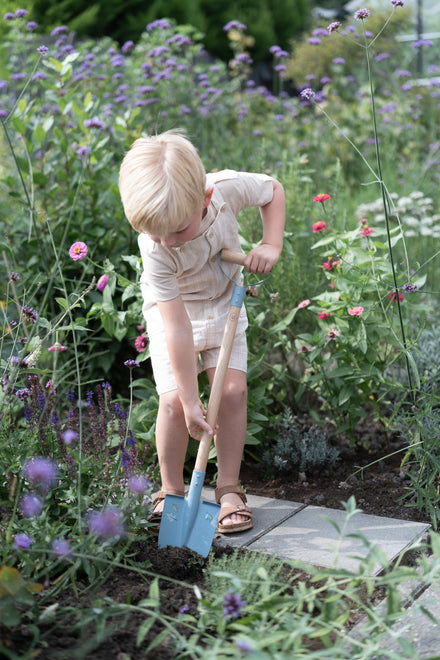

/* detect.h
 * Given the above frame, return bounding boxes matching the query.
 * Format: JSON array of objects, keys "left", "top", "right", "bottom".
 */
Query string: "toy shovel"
[{"left": 158, "top": 249, "right": 249, "bottom": 557}]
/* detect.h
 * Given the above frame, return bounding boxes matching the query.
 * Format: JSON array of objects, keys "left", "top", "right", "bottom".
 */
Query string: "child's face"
[{"left": 148, "top": 187, "right": 213, "bottom": 248}]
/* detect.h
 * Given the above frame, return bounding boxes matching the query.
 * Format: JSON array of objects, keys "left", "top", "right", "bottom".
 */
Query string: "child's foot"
[{"left": 215, "top": 484, "right": 253, "bottom": 534}]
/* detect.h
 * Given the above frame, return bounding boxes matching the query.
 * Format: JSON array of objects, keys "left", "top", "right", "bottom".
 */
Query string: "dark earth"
[{"left": 4, "top": 416, "right": 430, "bottom": 659}]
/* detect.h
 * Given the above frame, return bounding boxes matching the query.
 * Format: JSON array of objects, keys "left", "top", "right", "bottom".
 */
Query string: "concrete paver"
[{"left": 206, "top": 490, "right": 430, "bottom": 575}]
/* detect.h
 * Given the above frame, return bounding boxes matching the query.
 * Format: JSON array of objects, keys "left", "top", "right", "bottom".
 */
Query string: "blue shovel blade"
[
  {"left": 185, "top": 500, "right": 220, "bottom": 557},
  {"left": 158, "top": 495, "right": 220, "bottom": 557},
  {"left": 158, "top": 494, "right": 186, "bottom": 550}
]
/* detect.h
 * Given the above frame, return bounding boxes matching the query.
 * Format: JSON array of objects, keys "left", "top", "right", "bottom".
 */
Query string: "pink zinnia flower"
[
  {"left": 97, "top": 274, "right": 110, "bottom": 291},
  {"left": 298, "top": 299, "right": 311, "bottom": 309},
  {"left": 48, "top": 343, "right": 67, "bottom": 352},
  {"left": 326, "top": 328, "right": 340, "bottom": 340},
  {"left": 313, "top": 193, "right": 331, "bottom": 203},
  {"left": 322, "top": 257, "right": 340, "bottom": 271},
  {"left": 69, "top": 241, "right": 88, "bottom": 261},
  {"left": 360, "top": 227, "right": 374, "bottom": 236},
  {"left": 313, "top": 221, "right": 327, "bottom": 233},
  {"left": 388, "top": 291, "right": 404, "bottom": 303},
  {"left": 297, "top": 344, "right": 312, "bottom": 353},
  {"left": 318, "top": 310, "right": 330, "bottom": 320},
  {"left": 349, "top": 306, "right": 364, "bottom": 316},
  {"left": 134, "top": 333, "right": 149, "bottom": 353}
]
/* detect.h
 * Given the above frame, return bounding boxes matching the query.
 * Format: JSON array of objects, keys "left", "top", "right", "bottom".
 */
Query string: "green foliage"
[
  {"left": 30, "top": 0, "right": 310, "bottom": 63},
  {"left": 263, "top": 408, "right": 340, "bottom": 477}
]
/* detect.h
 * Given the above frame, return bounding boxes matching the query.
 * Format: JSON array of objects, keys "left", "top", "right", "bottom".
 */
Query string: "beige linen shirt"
[{"left": 138, "top": 169, "right": 274, "bottom": 318}]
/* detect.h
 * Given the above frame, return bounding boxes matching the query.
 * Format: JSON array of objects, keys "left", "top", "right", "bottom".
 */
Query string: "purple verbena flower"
[
  {"left": 20, "top": 493, "right": 44, "bottom": 518},
  {"left": 223, "top": 590, "right": 245, "bottom": 620},
  {"left": 51, "top": 538, "right": 72, "bottom": 559},
  {"left": 391, "top": 0, "right": 405, "bottom": 6},
  {"left": 121, "top": 40, "right": 134, "bottom": 54},
  {"left": 146, "top": 19, "right": 171, "bottom": 31},
  {"left": 223, "top": 20, "right": 247, "bottom": 32},
  {"left": 37, "top": 45, "right": 48, "bottom": 56},
  {"left": 124, "top": 359, "right": 140, "bottom": 369},
  {"left": 88, "top": 507, "right": 125, "bottom": 540},
  {"left": 15, "top": 9, "right": 28, "bottom": 18},
  {"left": 23, "top": 457, "right": 58, "bottom": 493},
  {"left": 22, "top": 305, "right": 37, "bottom": 324},
  {"left": 62, "top": 429, "right": 78, "bottom": 445},
  {"left": 300, "top": 88, "right": 316, "bottom": 101},
  {"left": 3, "top": 12, "right": 15, "bottom": 20},
  {"left": 328, "top": 21, "right": 342, "bottom": 33},
  {"left": 51, "top": 25, "right": 68, "bottom": 36},
  {"left": 26, "top": 21, "right": 38, "bottom": 31},
  {"left": 14, "top": 533, "right": 33, "bottom": 549},
  {"left": 15, "top": 388, "right": 30, "bottom": 401},
  {"left": 83, "top": 118, "right": 107, "bottom": 129},
  {"left": 127, "top": 475, "right": 151, "bottom": 495},
  {"left": 354, "top": 8, "right": 371, "bottom": 20}
]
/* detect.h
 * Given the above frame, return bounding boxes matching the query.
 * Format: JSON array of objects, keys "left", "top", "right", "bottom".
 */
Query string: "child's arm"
[
  {"left": 244, "top": 178, "right": 285, "bottom": 275},
  {"left": 157, "top": 296, "right": 213, "bottom": 440}
]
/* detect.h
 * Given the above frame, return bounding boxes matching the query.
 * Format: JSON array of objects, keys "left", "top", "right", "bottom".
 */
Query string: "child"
[{"left": 119, "top": 131, "right": 285, "bottom": 533}]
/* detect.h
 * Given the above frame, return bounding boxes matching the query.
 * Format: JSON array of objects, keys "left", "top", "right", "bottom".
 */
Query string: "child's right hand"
[{"left": 183, "top": 399, "right": 214, "bottom": 440}]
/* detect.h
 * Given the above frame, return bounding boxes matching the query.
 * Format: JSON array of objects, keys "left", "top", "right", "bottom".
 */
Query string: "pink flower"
[
  {"left": 318, "top": 310, "right": 330, "bottom": 320},
  {"left": 313, "top": 193, "right": 331, "bottom": 203},
  {"left": 69, "top": 241, "right": 88, "bottom": 261},
  {"left": 388, "top": 291, "right": 404, "bottom": 303},
  {"left": 349, "top": 306, "right": 364, "bottom": 316},
  {"left": 298, "top": 299, "right": 311, "bottom": 309},
  {"left": 97, "top": 274, "right": 110, "bottom": 291},
  {"left": 322, "top": 257, "right": 340, "bottom": 271},
  {"left": 134, "top": 333, "right": 149, "bottom": 353},
  {"left": 297, "top": 344, "right": 312, "bottom": 354},
  {"left": 313, "top": 221, "right": 327, "bottom": 233},
  {"left": 48, "top": 343, "right": 67, "bottom": 352},
  {"left": 326, "top": 328, "right": 340, "bottom": 340},
  {"left": 360, "top": 227, "right": 374, "bottom": 236}
]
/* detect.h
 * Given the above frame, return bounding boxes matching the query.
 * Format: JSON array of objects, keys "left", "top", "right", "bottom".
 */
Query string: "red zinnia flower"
[
  {"left": 313, "top": 193, "right": 331, "bottom": 203},
  {"left": 322, "top": 257, "right": 340, "bottom": 271},
  {"left": 313, "top": 220, "right": 327, "bottom": 233},
  {"left": 388, "top": 291, "right": 404, "bottom": 303},
  {"left": 318, "top": 310, "right": 330, "bottom": 320}
]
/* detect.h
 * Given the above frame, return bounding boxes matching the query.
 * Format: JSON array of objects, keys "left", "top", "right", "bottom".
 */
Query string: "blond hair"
[{"left": 119, "top": 131, "right": 206, "bottom": 235}]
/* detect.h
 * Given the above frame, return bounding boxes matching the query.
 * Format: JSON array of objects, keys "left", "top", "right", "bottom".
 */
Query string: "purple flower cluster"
[
  {"left": 23, "top": 456, "right": 58, "bottom": 493},
  {"left": 223, "top": 590, "right": 246, "bottom": 619},
  {"left": 88, "top": 506, "right": 125, "bottom": 540}
]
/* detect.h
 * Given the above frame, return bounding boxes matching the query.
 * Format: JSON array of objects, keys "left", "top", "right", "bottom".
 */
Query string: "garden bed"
[{"left": 6, "top": 418, "right": 428, "bottom": 660}]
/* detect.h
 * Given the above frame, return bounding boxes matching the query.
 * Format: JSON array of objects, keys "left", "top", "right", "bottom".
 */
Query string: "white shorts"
[{"left": 145, "top": 297, "right": 248, "bottom": 395}]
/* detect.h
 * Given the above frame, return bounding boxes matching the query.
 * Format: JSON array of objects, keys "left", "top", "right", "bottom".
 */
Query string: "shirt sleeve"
[{"left": 211, "top": 170, "right": 274, "bottom": 217}]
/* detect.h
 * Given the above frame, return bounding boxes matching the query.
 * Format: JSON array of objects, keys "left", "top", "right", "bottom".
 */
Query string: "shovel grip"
[
  {"left": 220, "top": 249, "right": 247, "bottom": 266},
  {"left": 194, "top": 301, "right": 243, "bottom": 472}
]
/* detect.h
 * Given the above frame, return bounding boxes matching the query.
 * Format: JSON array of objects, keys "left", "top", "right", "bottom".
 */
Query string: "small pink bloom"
[
  {"left": 318, "top": 310, "right": 330, "bottom": 320},
  {"left": 297, "top": 344, "right": 312, "bottom": 354},
  {"left": 360, "top": 227, "right": 374, "bottom": 236},
  {"left": 298, "top": 299, "right": 311, "bottom": 309},
  {"left": 97, "top": 273, "right": 110, "bottom": 291},
  {"left": 349, "top": 306, "right": 364, "bottom": 316},
  {"left": 322, "top": 257, "right": 340, "bottom": 271},
  {"left": 134, "top": 333, "right": 149, "bottom": 353},
  {"left": 48, "top": 343, "right": 67, "bottom": 352},
  {"left": 69, "top": 241, "right": 88, "bottom": 261},
  {"left": 313, "top": 193, "right": 331, "bottom": 203},
  {"left": 388, "top": 291, "right": 404, "bottom": 303},
  {"left": 326, "top": 328, "right": 340, "bottom": 340},
  {"left": 313, "top": 221, "right": 327, "bottom": 233}
]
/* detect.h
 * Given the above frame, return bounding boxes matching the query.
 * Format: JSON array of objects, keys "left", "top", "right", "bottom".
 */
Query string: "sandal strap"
[
  {"left": 152, "top": 489, "right": 185, "bottom": 511},
  {"left": 215, "top": 483, "right": 247, "bottom": 505},
  {"left": 218, "top": 504, "right": 253, "bottom": 526}
]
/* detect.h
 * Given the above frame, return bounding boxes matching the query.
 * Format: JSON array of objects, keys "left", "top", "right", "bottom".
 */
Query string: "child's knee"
[
  {"left": 222, "top": 376, "right": 247, "bottom": 408},
  {"left": 159, "top": 390, "right": 184, "bottom": 420}
]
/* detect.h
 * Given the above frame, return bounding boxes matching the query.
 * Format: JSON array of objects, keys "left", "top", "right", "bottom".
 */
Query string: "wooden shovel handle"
[
  {"left": 219, "top": 249, "right": 247, "bottom": 266},
  {"left": 194, "top": 250, "right": 245, "bottom": 472}
]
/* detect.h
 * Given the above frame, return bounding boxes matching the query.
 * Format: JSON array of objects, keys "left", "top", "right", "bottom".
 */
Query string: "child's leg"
[
  {"left": 206, "top": 367, "right": 249, "bottom": 527},
  {"left": 155, "top": 389, "right": 188, "bottom": 497}
]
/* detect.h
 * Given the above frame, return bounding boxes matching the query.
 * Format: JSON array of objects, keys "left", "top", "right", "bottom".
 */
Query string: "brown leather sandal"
[
  {"left": 147, "top": 489, "right": 185, "bottom": 534},
  {"left": 215, "top": 483, "right": 253, "bottom": 534}
]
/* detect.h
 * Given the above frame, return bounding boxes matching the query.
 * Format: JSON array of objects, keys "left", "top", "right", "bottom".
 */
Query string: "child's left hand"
[{"left": 244, "top": 244, "right": 281, "bottom": 275}]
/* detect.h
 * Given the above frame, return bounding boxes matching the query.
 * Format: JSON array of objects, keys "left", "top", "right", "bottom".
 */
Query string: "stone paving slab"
[
  {"left": 370, "top": 582, "right": 440, "bottom": 658},
  {"left": 202, "top": 489, "right": 305, "bottom": 549},
  {"left": 203, "top": 489, "right": 430, "bottom": 574},
  {"left": 248, "top": 505, "right": 430, "bottom": 574}
]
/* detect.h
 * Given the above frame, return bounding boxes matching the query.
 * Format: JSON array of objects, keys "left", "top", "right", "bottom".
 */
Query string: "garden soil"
[{"left": 5, "top": 416, "right": 430, "bottom": 660}]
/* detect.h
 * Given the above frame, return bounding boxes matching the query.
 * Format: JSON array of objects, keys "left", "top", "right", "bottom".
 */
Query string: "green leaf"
[{"left": 34, "top": 125, "right": 46, "bottom": 142}]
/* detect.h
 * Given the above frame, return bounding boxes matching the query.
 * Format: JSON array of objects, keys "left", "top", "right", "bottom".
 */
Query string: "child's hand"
[
  {"left": 244, "top": 244, "right": 281, "bottom": 275},
  {"left": 183, "top": 399, "right": 214, "bottom": 440}
]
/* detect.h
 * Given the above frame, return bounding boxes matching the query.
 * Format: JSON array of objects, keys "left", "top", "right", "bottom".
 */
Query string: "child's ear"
[{"left": 203, "top": 187, "right": 214, "bottom": 208}]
